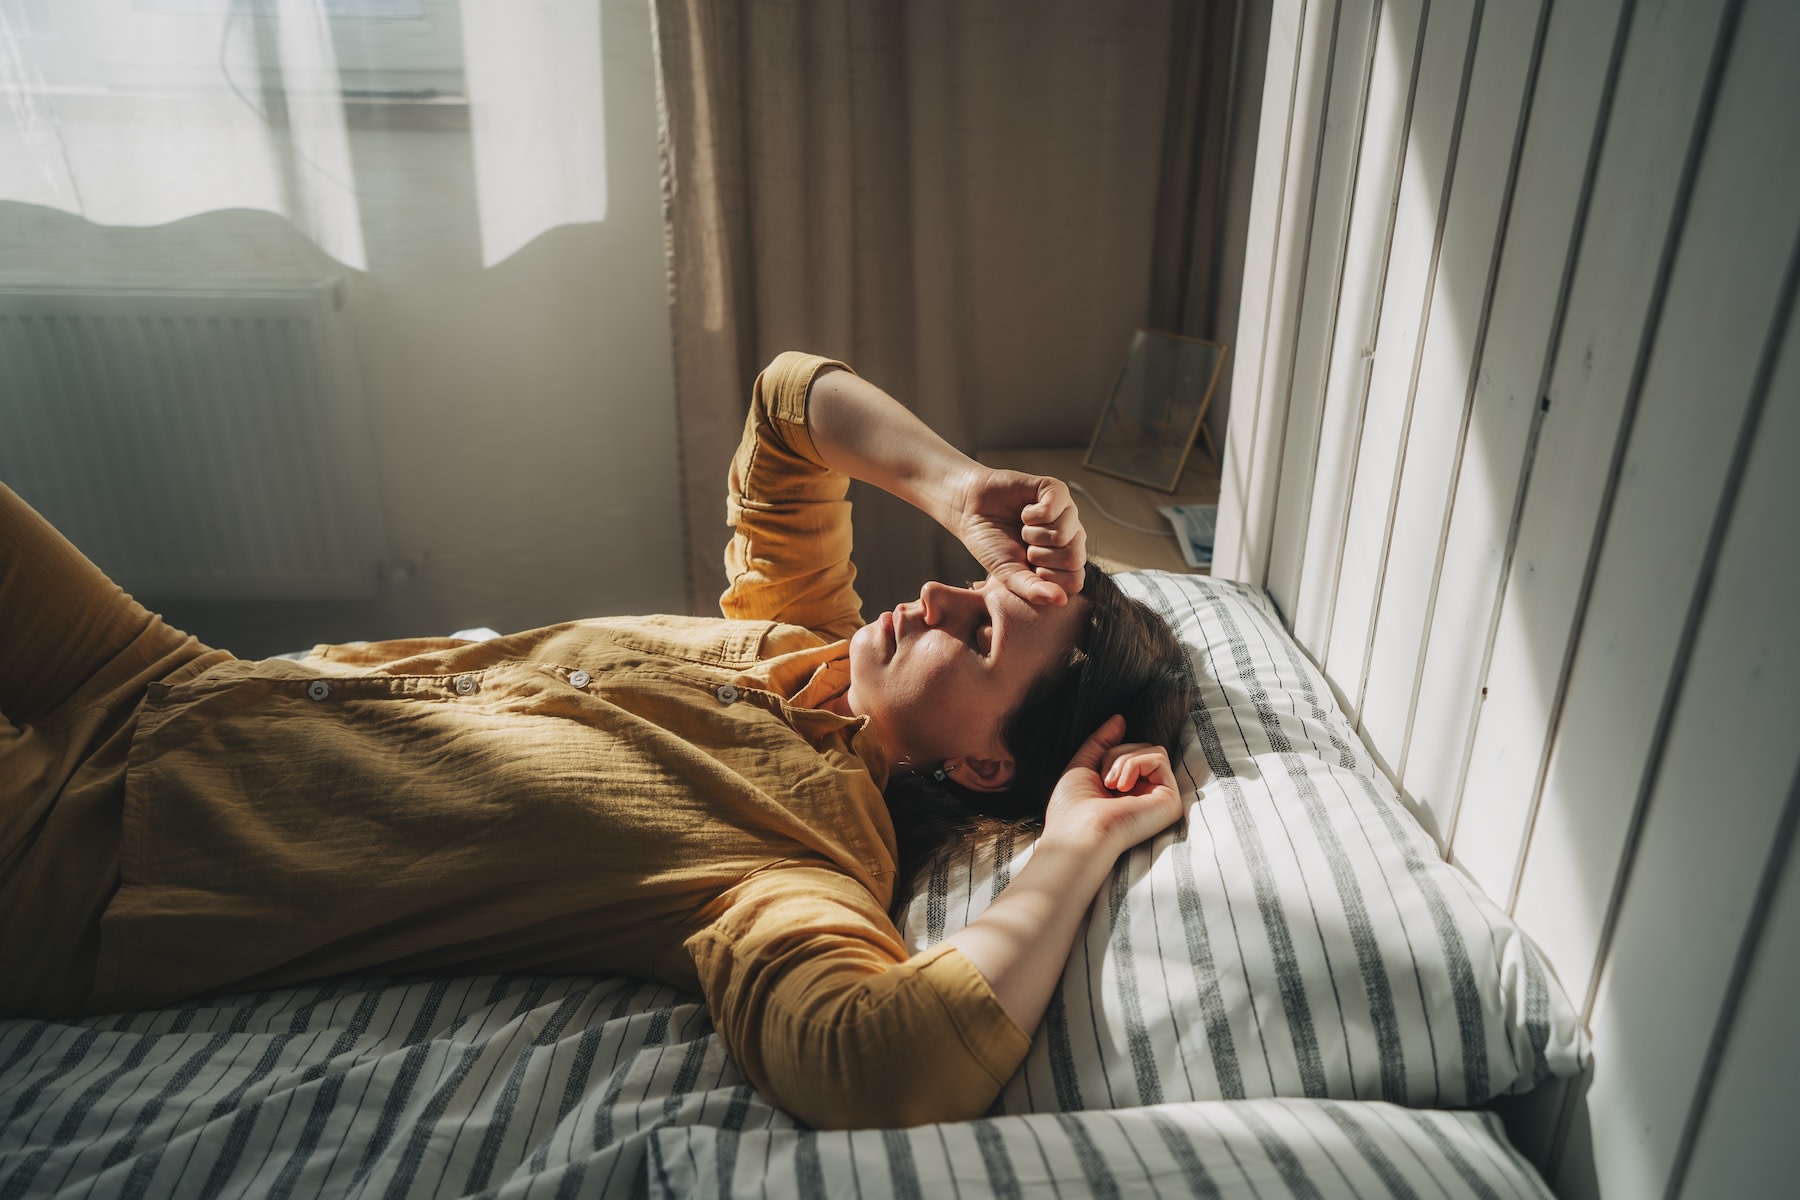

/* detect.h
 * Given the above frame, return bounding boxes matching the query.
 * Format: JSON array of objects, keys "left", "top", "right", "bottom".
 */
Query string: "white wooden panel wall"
[{"left": 1214, "top": 0, "right": 1800, "bottom": 1194}]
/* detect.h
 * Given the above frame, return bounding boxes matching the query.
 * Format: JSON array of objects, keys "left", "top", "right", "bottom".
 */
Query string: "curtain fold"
[{"left": 655, "top": 0, "right": 1241, "bottom": 616}]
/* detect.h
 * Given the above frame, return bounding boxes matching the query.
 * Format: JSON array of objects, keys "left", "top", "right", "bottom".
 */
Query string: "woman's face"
[{"left": 845, "top": 577, "right": 1087, "bottom": 783}]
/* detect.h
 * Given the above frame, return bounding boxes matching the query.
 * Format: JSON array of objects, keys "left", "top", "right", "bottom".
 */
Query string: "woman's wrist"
[
  {"left": 1022, "top": 832, "right": 1119, "bottom": 902},
  {"left": 941, "top": 833, "right": 1116, "bottom": 1035}
]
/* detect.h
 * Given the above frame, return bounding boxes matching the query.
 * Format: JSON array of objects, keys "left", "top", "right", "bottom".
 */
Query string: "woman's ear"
[{"left": 944, "top": 751, "right": 1016, "bottom": 793}]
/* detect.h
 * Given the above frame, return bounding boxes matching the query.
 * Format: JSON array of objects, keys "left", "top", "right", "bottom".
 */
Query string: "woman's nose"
[{"left": 919, "top": 580, "right": 979, "bottom": 627}]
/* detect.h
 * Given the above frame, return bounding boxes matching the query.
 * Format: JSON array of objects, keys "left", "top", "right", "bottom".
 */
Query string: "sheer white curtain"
[{"left": 0, "top": 0, "right": 606, "bottom": 270}]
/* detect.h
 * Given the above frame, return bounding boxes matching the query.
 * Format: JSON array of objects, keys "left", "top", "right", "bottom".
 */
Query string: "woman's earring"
[{"left": 932, "top": 764, "right": 956, "bottom": 783}]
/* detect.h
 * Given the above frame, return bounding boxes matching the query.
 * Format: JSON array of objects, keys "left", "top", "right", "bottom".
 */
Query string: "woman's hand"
[
  {"left": 942, "top": 712, "right": 1180, "bottom": 1037},
  {"left": 800, "top": 368, "right": 1087, "bottom": 603},
  {"left": 1041, "top": 715, "right": 1184, "bottom": 858},
  {"left": 951, "top": 467, "right": 1088, "bottom": 605}
]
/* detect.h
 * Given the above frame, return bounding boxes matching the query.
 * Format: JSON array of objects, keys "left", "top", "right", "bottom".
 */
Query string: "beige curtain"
[{"left": 654, "top": 0, "right": 1243, "bottom": 616}]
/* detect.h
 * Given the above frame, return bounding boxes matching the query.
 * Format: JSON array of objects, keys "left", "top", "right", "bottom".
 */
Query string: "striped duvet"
[
  {"left": 0, "top": 572, "right": 1575, "bottom": 1197},
  {"left": 0, "top": 975, "right": 1550, "bottom": 1199}
]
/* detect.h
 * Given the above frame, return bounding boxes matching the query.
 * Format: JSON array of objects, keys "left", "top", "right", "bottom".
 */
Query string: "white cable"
[{"left": 1066, "top": 481, "right": 1178, "bottom": 538}]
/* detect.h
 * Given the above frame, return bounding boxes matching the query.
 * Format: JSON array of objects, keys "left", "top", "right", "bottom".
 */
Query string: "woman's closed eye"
[{"left": 971, "top": 616, "right": 994, "bottom": 656}]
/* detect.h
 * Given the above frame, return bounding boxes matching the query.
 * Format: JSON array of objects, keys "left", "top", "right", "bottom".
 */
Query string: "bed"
[{"left": 0, "top": 572, "right": 1585, "bottom": 1198}]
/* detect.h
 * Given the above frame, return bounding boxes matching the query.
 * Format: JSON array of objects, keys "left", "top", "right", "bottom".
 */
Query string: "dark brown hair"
[{"left": 883, "top": 564, "right": 1193, "bottom": 909}]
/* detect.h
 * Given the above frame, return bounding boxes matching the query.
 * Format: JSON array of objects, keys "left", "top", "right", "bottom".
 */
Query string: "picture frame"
[{"left": 1083, "top": 329, "right": 1229, "bottom": 493}]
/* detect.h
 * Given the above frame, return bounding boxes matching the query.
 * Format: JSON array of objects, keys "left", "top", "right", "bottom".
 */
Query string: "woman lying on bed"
[{"left": 0, "top": 352, "right": 1191, "bottom": 1129}]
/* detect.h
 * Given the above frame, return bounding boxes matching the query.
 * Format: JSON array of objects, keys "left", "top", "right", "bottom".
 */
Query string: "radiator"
[{"left": 0, "top": 280, "right": 386, "bottom": 599}]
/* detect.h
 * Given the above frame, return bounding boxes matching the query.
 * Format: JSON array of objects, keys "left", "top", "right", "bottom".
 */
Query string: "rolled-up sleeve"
[
  {"left": 720, "top": 352, "right": 863, "bottom": 641},
  {"left": 684, "top": 865, "right": 1032, "bottom": 1130}
]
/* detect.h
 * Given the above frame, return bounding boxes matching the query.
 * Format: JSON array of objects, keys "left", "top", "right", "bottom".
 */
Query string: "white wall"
[
  {"left": 0, "top": 0, "right": 682, "bottom": 655},
  {"left": 1217, "top": 0, "right": 1799, "bottom": 1194}
]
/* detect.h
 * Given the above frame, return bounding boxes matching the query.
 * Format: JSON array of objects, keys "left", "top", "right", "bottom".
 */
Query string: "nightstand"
[{"left": 977, "top": 447, "right": 1220, "bottom": 575}]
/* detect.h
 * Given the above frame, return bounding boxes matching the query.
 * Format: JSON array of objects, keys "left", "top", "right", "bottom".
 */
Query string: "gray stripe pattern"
[
  {"left": 0, "top": 976, "right": 794, "bottom": 1199},
  {"left": 647, "top": 1099, "right": 1552, "bottom": 1199}
]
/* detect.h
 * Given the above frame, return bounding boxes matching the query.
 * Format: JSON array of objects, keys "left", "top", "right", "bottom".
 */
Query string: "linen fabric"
[
  {"left": 0, "top": 351, "right": 1030, "bottom": 1129},
  {"left": 898, "top": 571, "right": 1590, "bottom": 1109},
  {"left": 0, "top": 973, "right": 1552, "bottom": 1200},
  {"left": 650, "top": 1100, "right": 1555, "bottom": 1200},
  {"left": 0, "top": 482, "right": 229, "bottom": 1018}
]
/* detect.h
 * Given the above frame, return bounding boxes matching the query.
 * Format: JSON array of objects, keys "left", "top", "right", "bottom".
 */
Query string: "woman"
[{"left": 0, "top": 352, "right": 1191, "bottom": 1130}]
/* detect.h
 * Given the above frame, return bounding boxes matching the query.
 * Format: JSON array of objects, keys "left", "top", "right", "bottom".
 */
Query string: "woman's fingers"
[
  {"left": 991, "top": 561, "right": 1069, "bottom": 606},
  {"left": 1066, "top": 714, "right": 1128, "bottom": 774},
  {"left": 1020, "top": 479, "right": 1087, "bottom": 593},
  {"left": 1019, "top": 522, "right": 1075, "bottom": 548},
  {"left": 959, "top": 470, "right": 1088, "bottom": 603},
  {"left": 1021, "top": 477, "right": 1076, "bottom": 525},
  {"left": 1101, "top": 745, "right": 1174, "bottom": 793}
]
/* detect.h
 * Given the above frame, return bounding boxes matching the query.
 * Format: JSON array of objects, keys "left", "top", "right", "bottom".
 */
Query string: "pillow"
[
  {"left": 647, "top": 1098, "right": 1555, "bottom": 1200},
  {"left": 900, "top": 571, "right": 1588, "bottom": 1110}
]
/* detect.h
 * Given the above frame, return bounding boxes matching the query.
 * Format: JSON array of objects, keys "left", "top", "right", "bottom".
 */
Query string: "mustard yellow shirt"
[{"left": 91, "top": 352, "right": 1029, "bottom": 1129}]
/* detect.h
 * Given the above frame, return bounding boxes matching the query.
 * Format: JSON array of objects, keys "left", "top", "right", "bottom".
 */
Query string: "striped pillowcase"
[
  {"left": 647, "top": 1098, "right": 1554, "bottom": 1200},
  {"left": 899, "top": 571, "right": 1588, "bottom": 1110}
]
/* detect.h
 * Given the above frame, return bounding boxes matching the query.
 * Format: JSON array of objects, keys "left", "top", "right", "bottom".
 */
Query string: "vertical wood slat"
[
  {"left": 1222, "top": 0, "right": 1799, "bottom": 1188},
  {"left": 1570, "top": 255, "right": 1800, "bottom": 1199},
  {"left": 1262, "top": 0, "right": 1381, "bottom": 626},
  {"left": 1448, "top": 0, "right": 1736, "bottom": 905},
  {"left": 1512, "top": 0, "right": 1800, "bottom": 1009},
  {"left": 1399, "top": 0, "right": 1628, "bottom": 841},
  {"left": 1356, "top": 0, "right": 1545, "bottom": 794},
  {"left": 1214, "top": 0, "right": 1335, "bottom": 585},
  {"left": 1673, "top": 774, "right": 1800, "bottom": 1198},
  {"left": 1321, "top": 0, "right": 1479, "bottom": 736},
  {"left": 1286, "top": 0, "right": 1427, "bottom": 657}
]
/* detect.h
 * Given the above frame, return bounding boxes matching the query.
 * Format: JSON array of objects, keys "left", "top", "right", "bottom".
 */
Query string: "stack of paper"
[{"left": 1157, "top": 503, "right": 1216, "bottom": 569}]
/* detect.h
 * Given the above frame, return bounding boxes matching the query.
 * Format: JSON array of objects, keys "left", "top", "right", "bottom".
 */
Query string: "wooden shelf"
[{"left": 977, "top": 447, "right": 1220, "bottom": 575}]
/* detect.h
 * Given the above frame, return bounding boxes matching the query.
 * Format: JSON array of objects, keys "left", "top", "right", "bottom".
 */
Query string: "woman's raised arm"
[{"left": 804, "top": 367, "right": 1088, "bottom": 603}]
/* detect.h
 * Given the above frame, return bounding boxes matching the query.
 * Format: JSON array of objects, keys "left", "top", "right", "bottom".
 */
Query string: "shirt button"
[
  {"left": 568, "top": 669, "right": 591, "bottom": 689},
  {"left": 306, "top": 680, "right": 331, "bottom": 701},
  {"left": 454, "top": 674, "right": 478, "bottom": 696},
  {"left": 715, "top": 683, "right": 740, "bottom": 705}
]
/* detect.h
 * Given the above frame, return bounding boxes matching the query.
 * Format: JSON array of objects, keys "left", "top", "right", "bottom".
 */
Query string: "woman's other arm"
[
  {"left": 941, "top": 716, "right": 1181, "bottom": 1035},
  {"left": 687, "top": 716, "right": 1182, "bottom": 1129},
  {"left": 804, "top": 368, "right": 1088, "bottom": 603}
]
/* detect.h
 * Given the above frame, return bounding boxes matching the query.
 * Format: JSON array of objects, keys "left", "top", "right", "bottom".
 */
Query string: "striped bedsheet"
[
  {"left": 649, "top": 1100, "right": 1555, "bottom": 1200},
  {"left": 0, "top": 975, "right": 781, "bottom": 1200},
  {"left": 898, "top": 572, "right": 1589, "bottom": 1110},
  {"left": 0, "top": 974, "right": 1552, "bottom": 1200}
]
